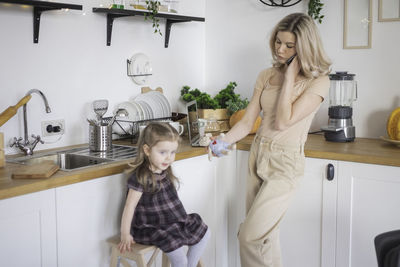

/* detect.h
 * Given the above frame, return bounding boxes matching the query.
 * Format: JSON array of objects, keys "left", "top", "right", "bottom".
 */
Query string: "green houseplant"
[
  {"left": 308, "top": 0, "right": 324, "bottom": 23},
  {"left": 225, "top": 98, "right": 249, "bottom": 116},
  {"left": 214, "top": 82, "right": 241, "bottom": 109},
  {"left": 180, "top": 86, "right": 220, "bottom": 110},
  {"left": 145, "top": 0, "right": 162, "bottom": 35},
  {"left": 180, "top": 82, "right": 242, "bottom": 121}
]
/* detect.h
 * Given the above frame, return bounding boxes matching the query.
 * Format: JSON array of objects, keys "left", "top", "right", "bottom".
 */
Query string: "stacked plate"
[
  {"left": 134, "top": 91, "right": 171, "bottom": 119},
  {"left": 113, "top": 91, "right": 171, "bottom": 135}
]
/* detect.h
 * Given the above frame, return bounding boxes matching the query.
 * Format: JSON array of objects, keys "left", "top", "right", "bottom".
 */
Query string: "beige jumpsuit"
[{"left": 238, "top": 68, "right": 329, "bottom": 267}]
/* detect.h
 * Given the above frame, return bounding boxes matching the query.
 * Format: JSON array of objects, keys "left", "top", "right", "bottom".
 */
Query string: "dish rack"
[{"left": 103, "top": 112, "right": 186, "bottom": 144}]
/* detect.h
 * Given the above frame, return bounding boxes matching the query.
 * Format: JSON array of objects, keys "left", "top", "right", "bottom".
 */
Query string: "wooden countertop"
[
  {"left": 237, "top": 134, "right": 400, "bottom": 167},
  {"left": 1, "top": 134, "right": 400, "bottom": 200}
]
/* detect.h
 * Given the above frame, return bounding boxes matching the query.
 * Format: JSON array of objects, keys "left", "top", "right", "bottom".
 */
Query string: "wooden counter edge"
[
  {"left": 0, "top": 147, "right": 208, "bottom": 200},
  {"left": 2, "top": 134, "right": 400, "bottom": 200}
]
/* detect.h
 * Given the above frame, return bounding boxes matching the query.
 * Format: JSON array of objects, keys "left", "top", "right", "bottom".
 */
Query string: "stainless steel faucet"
[{"left": 11, "top": 89, "right": 51, "bottom": 155}]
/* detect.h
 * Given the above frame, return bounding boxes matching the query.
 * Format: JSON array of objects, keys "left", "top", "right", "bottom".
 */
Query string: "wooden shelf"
[
  {"left": 0, "top": 0, "right": 83, "bottom": 43},
  {"left": 92, "top": 8, "right": 205, "bottom": 48}
]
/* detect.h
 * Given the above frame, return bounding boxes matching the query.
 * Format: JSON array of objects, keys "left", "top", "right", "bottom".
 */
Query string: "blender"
[{"left": 321, "top": 71, "right": 358, "bottom": 142}]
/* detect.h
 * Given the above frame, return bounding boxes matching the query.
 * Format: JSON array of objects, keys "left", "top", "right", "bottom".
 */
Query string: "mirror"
[
  {"left": 343, "top": 0, "right": 372, "bottom": 49},
  {"left": 379, "top": 0, "right": 400, "bottom": 21}
]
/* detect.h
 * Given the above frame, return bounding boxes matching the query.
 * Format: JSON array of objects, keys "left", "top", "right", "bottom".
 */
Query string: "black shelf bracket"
[
  {"left": 92, "top": 8, "right": 205, "bottom": 48},
  {"left": 0, "top": 0, "right": 83, "bottom": 43},
  {"left": 33, "top": 6, "right": 57, "bottom": 43},
  {"left": 107, "top": 13, "right": 132, "bottom": 46},
  {"left": 165, "top": 19, "right": 189, "bottom": 48}
]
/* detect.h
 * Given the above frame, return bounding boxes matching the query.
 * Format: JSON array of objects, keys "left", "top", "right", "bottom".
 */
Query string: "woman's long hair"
[
  {"left": 127, "top": 122, "right": 181, "bottom": 192},
  {"left": 269, "top": 13, "right": 332, "bottom": 78}
]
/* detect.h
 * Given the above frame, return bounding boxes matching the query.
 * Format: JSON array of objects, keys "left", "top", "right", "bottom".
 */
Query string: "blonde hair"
[
  {"left": 128, "top": 122, "right": 181, "bottom": 192},
  {"left": 269, "top": 13, "right": 331, "bottom": 78}
]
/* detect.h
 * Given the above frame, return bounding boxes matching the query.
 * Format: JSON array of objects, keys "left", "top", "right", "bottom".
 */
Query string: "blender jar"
[
  {"left": 328, "top": 71, "right": 357, "bottom": 107},
  {"left": 321, "top": 71, "right": 358, "bottom": 142}
]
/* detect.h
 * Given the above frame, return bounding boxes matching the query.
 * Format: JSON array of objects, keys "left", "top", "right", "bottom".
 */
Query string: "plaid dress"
[{"left": 127, "top": 171, "right": 208, "bottom": 252}]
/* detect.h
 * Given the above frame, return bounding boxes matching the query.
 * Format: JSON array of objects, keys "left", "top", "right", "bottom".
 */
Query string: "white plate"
[
  {"left": 135, "top": 93, "right": 162, "bottom": 119},
  {"left": 157, "top": 92, "right": 171, "bottom": 117},
  {"left": 147, "top": 91, "right": 171, "bottom": 118},
  {"left": 129, "top": 99, "right": 145, "bottom": 121},
  {"left": 128, "top": 53, "right": 152, "bottom": 85},
  {"left": 137, "top": 100, "right": 153, "bottom": 120},
  {"left": 150, "top": 92, "right": 165, "bottom": 118},
  {"left": 147, "top": 91, "right": 165, "bottom": 117}
]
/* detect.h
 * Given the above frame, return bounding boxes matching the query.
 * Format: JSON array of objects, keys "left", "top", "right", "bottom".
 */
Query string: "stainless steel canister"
[{"left": 89, "top": 124, "right": 112, "bottom": 151}]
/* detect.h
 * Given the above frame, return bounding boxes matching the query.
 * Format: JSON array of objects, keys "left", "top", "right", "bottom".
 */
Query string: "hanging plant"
[
  {"left": 145, "top": 0, "right": 162, "bottom": 35},
  {"left": 308, "top": 0, "right": 324, "bottom": 24}
]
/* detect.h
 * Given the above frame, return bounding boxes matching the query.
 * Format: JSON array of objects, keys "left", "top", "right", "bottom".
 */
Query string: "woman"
[{"left": 210, "top": 13, "right": 331, "bottom": 267}]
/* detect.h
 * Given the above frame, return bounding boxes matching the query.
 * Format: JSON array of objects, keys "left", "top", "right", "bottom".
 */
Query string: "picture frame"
[
  {"left": 378, "top": 0, "right": 400, "bottom": 22},
  {"left": 343, "top": 0, "right": 372, "bottom": 49}
]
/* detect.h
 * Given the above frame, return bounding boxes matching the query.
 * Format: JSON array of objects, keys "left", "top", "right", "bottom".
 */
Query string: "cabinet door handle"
[{"left": 326, "top": 163, "right": 334, "bottom": 181}]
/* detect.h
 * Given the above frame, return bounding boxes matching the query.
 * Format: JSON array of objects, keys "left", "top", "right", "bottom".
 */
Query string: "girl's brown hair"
[
  {"left": 127, "top": 122, "right": 181, "bottom": 192},
  {"left": 269, "top": 13, "right": 332, "bottom": 78}
]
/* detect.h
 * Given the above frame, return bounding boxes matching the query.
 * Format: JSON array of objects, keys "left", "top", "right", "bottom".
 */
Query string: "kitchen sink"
[{"left": 7, "top": 145, "right": 137, "bottom": 171}]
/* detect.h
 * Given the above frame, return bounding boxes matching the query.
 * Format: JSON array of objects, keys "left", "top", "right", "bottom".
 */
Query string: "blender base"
[{"left": 324, "top": 131, "right": 355, "bottom": 142}]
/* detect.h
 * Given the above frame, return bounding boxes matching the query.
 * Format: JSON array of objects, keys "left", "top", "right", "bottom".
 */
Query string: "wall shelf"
[
  {"left": 0, "top": 0, "right": 83, "bottom": 43},
  {"left": 92, "top": 8, "right": 205, "bottom": 48}
]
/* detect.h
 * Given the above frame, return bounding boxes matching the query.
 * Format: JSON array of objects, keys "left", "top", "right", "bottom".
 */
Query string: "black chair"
[{"left": 375, "top": 230, "right": 400, "bottom": 267}]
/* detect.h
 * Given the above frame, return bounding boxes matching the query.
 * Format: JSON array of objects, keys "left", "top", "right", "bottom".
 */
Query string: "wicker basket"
[{"left": 198, "top": 109, "right": 229, "bottom": 120}]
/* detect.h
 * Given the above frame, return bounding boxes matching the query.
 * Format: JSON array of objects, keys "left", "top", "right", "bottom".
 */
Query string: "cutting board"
[{"left": 12, "top": 161, "right": 59, "bottom": 179}]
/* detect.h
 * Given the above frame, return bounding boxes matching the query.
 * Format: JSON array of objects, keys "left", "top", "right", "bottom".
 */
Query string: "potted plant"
[
  {"left": 180, "top": 82, "right": 247, "bottom": 121},
  {"left": 144, "top": 0, "right": 162, "bottom": 35},
  {"left": 180, "top": 85, "right": 228, "bottom": 121},
  {"left": 180, "top": 82, "right": 263, "bottom": 133}
]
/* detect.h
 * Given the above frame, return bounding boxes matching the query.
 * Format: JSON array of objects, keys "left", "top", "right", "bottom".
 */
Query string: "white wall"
[
  {"left": 205, "top": 0, "right": 400, "bottom": 138},
  {"left": 2, "top": 0, "right": 399, "bottom": 155},
  {"left": 0, "top": 0, "right": 205, "bottom": 154}
]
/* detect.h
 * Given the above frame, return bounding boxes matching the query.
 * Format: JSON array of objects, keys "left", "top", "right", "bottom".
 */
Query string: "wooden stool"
[
  {"left": 108, "top": 237, "right": 204, "bottom": 267},
  {"left": 108, "top": 237, "right": 160, "bottom": 267}
]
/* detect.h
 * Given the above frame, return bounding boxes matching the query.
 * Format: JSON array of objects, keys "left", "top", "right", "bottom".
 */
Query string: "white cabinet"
[
  {"left": 2, "top": 152, "right": 399, "bottom": 267},
  {"left": 0, "top": 190, "right": 57, "bottom": 267},
  {"left": 172, "top": 153, "right": 235, "bottom": 267},
  {"left": 336, "top": 161, "right": 400, "bottom": 267},
  {"left": 280, "top": 157, "right": 337, "bottom": 267},
  {"left": 232, "top": 151, "right": 400, "bottom": 267},
  {"left": 55, "top": 174, "right": 126, "bottom": 267},
  {"left": 233, "top": 151, "right": 338, "bottom": 267}
]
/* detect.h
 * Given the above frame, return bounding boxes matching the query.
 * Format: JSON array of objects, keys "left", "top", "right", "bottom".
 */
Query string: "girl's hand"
[{"left": 118, "top": 234, "right": 135, "bottom": 253}]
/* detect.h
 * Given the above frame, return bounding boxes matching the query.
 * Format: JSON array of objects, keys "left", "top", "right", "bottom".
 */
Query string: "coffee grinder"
[{"left": 321, "top": 71, "right": 358, "bottom": 142}]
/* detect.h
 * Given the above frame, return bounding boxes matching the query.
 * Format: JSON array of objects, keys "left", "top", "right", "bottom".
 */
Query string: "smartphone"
[{"left": 286, "top": 54, "right": 296, "bottom": 65}]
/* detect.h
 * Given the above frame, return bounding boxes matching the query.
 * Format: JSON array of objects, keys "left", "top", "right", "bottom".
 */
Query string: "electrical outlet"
[{"left": 41, "top": 119, "right": 65, "bottom": 137}]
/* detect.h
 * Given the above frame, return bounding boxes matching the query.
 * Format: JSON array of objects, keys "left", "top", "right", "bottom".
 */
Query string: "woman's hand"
[
  {"left": 284, "top": 55, "right": 300, "bottom": 82},
  {"left": 118, "top": 233, "right": 135, "bottom": 253}
]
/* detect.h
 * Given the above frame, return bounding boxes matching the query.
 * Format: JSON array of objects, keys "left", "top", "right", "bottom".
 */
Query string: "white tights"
[{"left": 165, "top": 228, "right": 210, "bottom": 267}]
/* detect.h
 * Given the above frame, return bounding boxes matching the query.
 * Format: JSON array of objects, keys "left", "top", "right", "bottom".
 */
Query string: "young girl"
[{"left": 118, "top": 122, "right": 210, "bottom": 267}]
